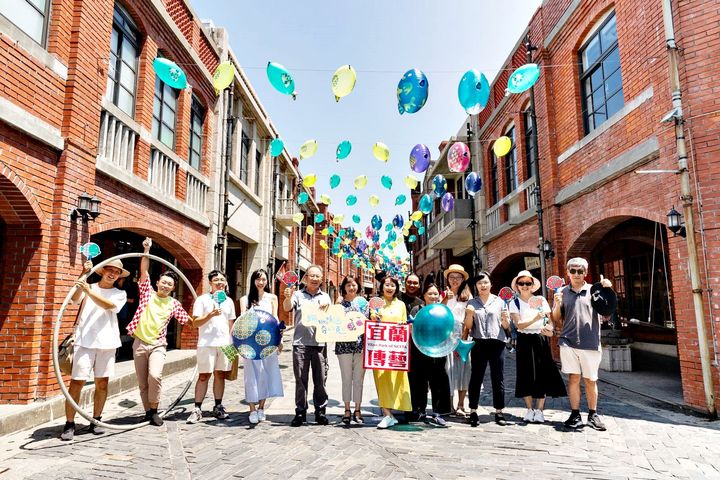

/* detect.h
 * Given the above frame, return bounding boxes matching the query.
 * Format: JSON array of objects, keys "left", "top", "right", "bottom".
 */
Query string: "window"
[
  {"left": 504, "top": 126, "right": 518, "bottom": 193},
  {"left": 254, "top": 149, "right": 262, "bottom": 193},
  {"left": 523, "top": 109, "right": 536, "bottom": 179},
  {"left": 152, "top": 75, "right": 178, "bottom": 148},
  {"left": 188, "top": 98, "right": 204, "bottom": 170},
  {"left": 580, "top": 12, "right": 623, "bottom": 133},
  {"left": 239, "top": 131, "right": 250, "bottom": 184},
  {"left": 0, "top": 0, "right": 49, "bottom": 45},
  {"left": 490, "top": 152, "right": 499, "bottom": 205},
  {"left": 106, "top": 4, "right": 139, "bottom": 116}
]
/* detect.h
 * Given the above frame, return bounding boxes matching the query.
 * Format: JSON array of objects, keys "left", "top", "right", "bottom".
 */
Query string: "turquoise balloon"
[
  {"left": 455, "top": 339, "right": 474, "bottom": 362},
  {"left": 419, "top": 194, "right": 433, "bottom": 214},
  {"left": 458, "top": 69, "right": 490, "bottom": 115},
  {"left": 328, "top": 226, "right": 335, "bottom": 234},
  {"left": 266, "top": 61, "right": 297, "bottom": 99},
  {"left": 395, "top": 194, "right": 406, "bottom": 205},
  {"left": 297, "top": 192, "right": 309, "bottom": 204},
  {"left": 338, "top": 229, "right": 346, "bottom": 237},
  {"left": 384, "top": 223, "right": 393, "bottom": 232},
  {"left": 270, "top": 138, "right": 284, "bottom": 157},
  {"left": 413, "top": 220, "right": 422, "bottom": 228},
  {"left": 352, "top": 214, "right": 361, "bottom": 223},
  {"left": 314, "top": 213, "right": 325, "bottom": 223},
  {"left": 330, "top": 174, "right": 341, "bottom": 189},
  {"left": 388, "top": 231, "right": 397, "bottom": 242},
  {"left": 153, "top": 58, "right": 188, "bottom": 89},
  {"left": 397, "top": 69, "right": 429, "bottom": 115},
  {"left": 346, "top": 195, "right": 357, "bottom": 206},
  {"left": 381, "top": 175, "right": 393, "bottom": 190},
  {"left": 336, "top": 140, "right": 352, "bottom": 160},
  {"left": 418, "top": 226, "right": 426, "bottom": 235},
  {"left": 507, "top": 63, "right": 541, "bottom": 94},
  {"left": 412, "top": 304, "right": 455, "bottom": 358}
]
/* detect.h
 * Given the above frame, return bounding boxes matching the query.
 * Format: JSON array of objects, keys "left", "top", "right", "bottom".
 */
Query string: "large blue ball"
[
  {"left": 412, "top": 304, "right": 455, "bottom": 357},
  {"left": 232, "top": 309, "right": 281, "bottom": 359}
]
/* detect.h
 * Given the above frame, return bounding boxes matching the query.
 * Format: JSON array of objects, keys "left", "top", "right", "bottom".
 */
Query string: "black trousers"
[
  {"left": 293, "top": 345, "right": 328, "bottom": 413},
  {"left": 408, "top": 341, "right": 452, "bottom": 415},
  {"left": 468, "top": 339, "right": 506, "bottom": 410}
]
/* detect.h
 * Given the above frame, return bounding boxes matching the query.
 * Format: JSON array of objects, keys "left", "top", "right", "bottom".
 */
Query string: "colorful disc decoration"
[{"left": 231, "top": 309, "right": 282, "bottom": 359}]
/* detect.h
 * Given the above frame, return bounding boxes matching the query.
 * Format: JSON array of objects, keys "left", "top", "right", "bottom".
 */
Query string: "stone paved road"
[{"left": 1, "top": 339, "right": 719, "bottom": 480}]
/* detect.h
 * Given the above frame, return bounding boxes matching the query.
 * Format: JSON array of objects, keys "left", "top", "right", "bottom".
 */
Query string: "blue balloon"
[
  {"left": 153, "top": 58, "right": 188, "bottom": 89},
  {"left": 433, "top": 175, "right": 447, "bottom": 196},
  {"left": 411, "top": 304, "right": 456, "bottom": 357},
  {"left": 336, "top": 140, "right": 352, "bottom": 160},
  {"left": 266, "top": 61, "right": 297, "bottom": 99},
  {"left": 455, "top": 339, "right": 474, "bottom": 362},
  {"left": 419, "top": 194, "right": 434, "bottom": 215},
  {"left": 270, "top": 138, "right": 284, "bottom": 157},
  {"left": 371, "top": 214, "right": 383, "bottom": 230},
  {"left": 507, "top": 63, "right": 541, "bottom": 94},
  {"left": 458, "top": 69, "right": 490, "bottom": 115},
  {"left": 397, "top": 69, "right": 429, "bottom": 115},
  {"left": 465, "top": 172, "right": 482, "bottom": 197},
  {"left": 232, "top": 309, "right": 282, "bottom": 359},
  {"left": 392, "top": 214, "right": 404, "bottom": 229}
]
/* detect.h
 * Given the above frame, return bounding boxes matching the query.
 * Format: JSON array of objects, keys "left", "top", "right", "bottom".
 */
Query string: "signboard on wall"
[{"left": 524, "top": 256, "right": 541, "bottom": 270}]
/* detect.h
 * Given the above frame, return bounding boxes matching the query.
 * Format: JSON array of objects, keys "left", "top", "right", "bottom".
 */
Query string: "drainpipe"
[{"left": 662, "top": 0, "right": 716, "bottom": 417}]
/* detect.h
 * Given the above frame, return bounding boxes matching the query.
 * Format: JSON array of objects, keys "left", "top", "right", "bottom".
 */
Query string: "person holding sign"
[
  {"left": 187, "top": 270, "right": 236, "bottom": 424},
  {"left": 370, "top": 276, "right": 412, "bottom": 429},
  {"left": 550, "top": 258, "right": 614, "bottom": 431},
  {"left": 335, "top": 275, "right": 368, "bottom": 425},
  {"left": 283, "top": 265, "right": 332, "bottom": 427},
  {"left": 463, "top": 272, "right": 510, "bottom": 427},
  {"left": 127, "top": 237, "right": 191, "bottom": 426},
  {"left": 508, "top": 270, "right": 566, "bottom": 424},
  {"left": 240, "top": 269, "right": 283, "bottom": 424}
]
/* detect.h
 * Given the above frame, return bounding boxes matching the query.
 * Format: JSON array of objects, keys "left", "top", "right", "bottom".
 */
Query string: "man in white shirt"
[
  {"left": 187, "top": 270, "right": 236, "bottom": 423},
  {"left": 61, "top": 259, "right": 129, "bottom": 441}
]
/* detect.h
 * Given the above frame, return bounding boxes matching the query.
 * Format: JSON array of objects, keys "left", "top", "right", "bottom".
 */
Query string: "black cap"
[{"left": 590, "top": 283, "right": 618, "bottom": 316}]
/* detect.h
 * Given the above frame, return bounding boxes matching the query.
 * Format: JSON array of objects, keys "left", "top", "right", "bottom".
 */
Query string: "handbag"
[
  {"left": 58, "top": 297, "right": 84, "bottom": 375},
  {"left": 226, "top": 357, "right": 239, "bottom": 381}
]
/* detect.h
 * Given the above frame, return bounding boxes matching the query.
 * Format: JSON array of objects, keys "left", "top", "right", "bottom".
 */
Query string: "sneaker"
[
  {"left": 587, "top": 412, "right": 607, "bottom": 431},
  {"left": 149, "top": 412, "right": 164, "bottom": 427},
  {"left": 187, "top": 407, "right": 203, "bottom": 424},
  {"left": 523, "top": 408, "right": 535, "bottom": 423},
  {"left": 249, "top": 410, "right": 259, "bottom": 424},
  {"left": 290, "top": 411, "right": 306, "bottom": 427},
  {"left": 495, "top": 412, "right": 507, "bottom": 426},
  {"left": 60, "top": 422, "right": 75, "bottom": 441},
  {"left": 533, "top": 410, "right": 545, "bottom": 424},
  {"left": 213, "top": 404, "right": 229, "bottom": 420},
  {"left": 88, "top": 418, "right": 105, "bottom": 435},
  {"left": 377, "top": 415, "right": 397, "bottom": 429},
  {"left": 257, "top": 409, "right": 266, "bottom": 422},
  {"left": 425, "top": 414, "right": 447, "bottom": 427},
  {"left": 469, "top": 411, "right": 479, "bottom": 427},
  {"left": 563, "top": 413, "right": 583, "bottom": 429}
]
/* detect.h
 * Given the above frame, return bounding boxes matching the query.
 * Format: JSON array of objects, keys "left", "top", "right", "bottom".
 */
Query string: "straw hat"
[
  {"left": 97, "top": 259, "right": 131, "bottom": 278},
  {"left": 511, "top": 270, "right": 541, "bottom": 293},
  {"left": 443, "top": 264, "right": 469, "bottom": 281}
]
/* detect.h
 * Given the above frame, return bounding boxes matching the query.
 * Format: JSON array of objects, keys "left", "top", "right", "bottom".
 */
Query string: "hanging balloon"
[
  {"left": 369, "top": 195, "right": 380, "bottom": 207},
  {"left": 395, "top": 194, "right": 407, "bottom": 206},
  {"left": 493, "top": 136, "right": 512, "bottom": 157},
  {"left": 212, "top": 61, "right": 236, "bottom": 92},
  {"left": 270, "top": 138, "right": 284, "bottom": 157},
  {"left": 388, "top": 231, "right": 397, "bottom": 242},
  {"left": 411, "top": 304, "right": 457, "bottom": 357},
  {"left": 292, "top": 212, "right": 304, "bottom": 224},
  {"left": 458, "top": 69, "right": 490, "bottom": 115},
  {"left": 332, "top": 214, "right": 345, "bottom": 224},
  {"left": 328, "top": 226, "right": 335, "bottom": 235},
  {"left": 410, "top": 211, "right": 423, "bottom": 221},
  {"left": 365, "top": 226, "right": 375, "bottom": 239},
  {"left": 448, "top": 142, "right": 471, "bottom": 173},
  {"left": 319, "top": 194, "right": 332, "bottom": 205},
  {"left": 302, "top": 174, "right": 317, "bottom": 187},
  {"left": 153, "top": 58, "right": 188, "bottom": 89},
  {"left": 465, "top": 172, "right": 482, "bottom": 197},
  {"left": 432, "top": 175, "right": 447, "bottom": 196},
  {"left": 404, "top": 175, "right": 419, "bottom": 189},
  {"left": 299, "top": 139, "right": 318, "bottom": 159},
  {"left": 413, "top": 220, "right": 422, "bottom": 228},
  {"left": 352, "top": 214, "right": 361, "bottom": 224},
  {"left": 353, "top": 175, "right": 368, "bottom": 189},
  {"left": 79, "top": 242, "right": 101, "bottom": 259},
  {"left": 297, "top": 192, "right": 309, "bottom": 204},
  {"left": 441, "top": 192, "right": 455, "bottom": 212},
  {"left": 392, "top": 214, "right": 404, "bottom": 229},
  {"left": 314, "top": 213, "right": 325, "bottom": 223},
  {"left": 409, "top": 144, "right": 431, "bottom": 173},
  {"left": 507, "top": 63, "right": 541, "bottom": 94},
  {"left": 336, "top": 140, "right": 352, "bottom": 160},
  {"left": 384, "top": 223, "right": 393, "bottom": 232},
  {"left": 306, "top": 225, "right": 314, "bottom": 235},
  {"left": 419, "top": 194, "right": 434, "bottom": 215},
  {"left": 266, "top": 61, "right": 297, "bottom": 99},
  {"left": 397, "top": 69, "right": 429, "bottom": 115},
  {"left": 346, "top": 194, "right": 357, "bottom": 206},
  {"left": 418, "top": 226, "right": 426, "bottom": 235},
  {"left": 321, "top": 228, "right": 329, "bottom": 236},
  {"left": 372, "top": 142, "right": 390, "bottom": 162},
  {"left": 329, "top": 174, "right": 341, "bottom": 189},
  {"left": 319, "top": 239, "right": 329, "bottom": 249},
  {"left": 381, "top": 175, "right": 393, "bottom": 190},
  {"left": 331, "top": 65, "right": 357, "bottom": 101},
  {"left": 408, "top": 234, "right": 417, "bottom": 243},
  {"left": 371, "top": 215, "right": 383, "bottom": 230}
]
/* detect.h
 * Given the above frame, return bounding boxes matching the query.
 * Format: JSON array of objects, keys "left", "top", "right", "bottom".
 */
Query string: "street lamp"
[
  {"left": 71, "top": 192, "right": 100, "bottom": 222},
  {"left": 666, "top": 206, "right": 686, "bottom": 237},
  {"left": 542, "top": 239, "right": 555, "bottom": 259}
]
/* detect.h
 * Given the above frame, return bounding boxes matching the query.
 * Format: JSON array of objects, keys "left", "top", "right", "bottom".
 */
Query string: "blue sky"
[{"left": 193, "top": 0, "right": 542, "bottom": 259}]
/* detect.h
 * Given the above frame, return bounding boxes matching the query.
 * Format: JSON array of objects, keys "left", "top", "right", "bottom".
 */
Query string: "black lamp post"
[
  {"left": 666, "top": 205, "right": 686, "bottom": 237},
  {"left": 71, "top": 191, "right": 100, "bottom": 222}
]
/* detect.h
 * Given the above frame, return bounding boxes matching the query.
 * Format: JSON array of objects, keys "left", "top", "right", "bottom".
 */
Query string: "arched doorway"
[{"left": 490, "top": 252, "right": 541, "bottom": 294}]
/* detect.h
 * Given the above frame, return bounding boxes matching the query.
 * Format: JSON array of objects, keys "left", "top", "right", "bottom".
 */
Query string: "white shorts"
[
  {"left": 560, "top": 345, "right": 602, "bottom": 381},
  {"left": 197, "top": 346, "right": 232, "bottom": 374},
  {"left": 71, "top": 346, "right": 116, "bottom": 380}
]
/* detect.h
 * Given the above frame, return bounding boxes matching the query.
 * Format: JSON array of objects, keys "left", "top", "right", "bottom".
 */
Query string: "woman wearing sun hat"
[
  {"left": 441, "top": 264, "right": 472, "bottom": 416},
  {"left": 508, "top": 270, "right": 566, "bottom": 424}
]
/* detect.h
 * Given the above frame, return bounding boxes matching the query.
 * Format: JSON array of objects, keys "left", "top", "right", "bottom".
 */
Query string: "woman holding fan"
[{"left": 508, "top": 270, "right": 567, "bottom": 424}]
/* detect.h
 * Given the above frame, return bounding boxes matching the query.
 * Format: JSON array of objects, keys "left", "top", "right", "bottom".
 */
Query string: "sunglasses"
[
  {"left": 568, "top": 268, "right": 585, "bottom": 275},
  {"left": 516, "top": 281, "right": 533, "bottom": 287}
]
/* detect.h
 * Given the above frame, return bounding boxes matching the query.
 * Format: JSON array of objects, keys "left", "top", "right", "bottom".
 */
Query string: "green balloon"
[
  {"left": 346, "top": 195, "right": 357, "bottom": 206},
  {"left": 395, "top": 194, "right": 407, "bottom": 205},
  {"left": 298, "top": 192, "right": 309, "bottom": 204},
  {"left": 381, "top": 175, "right": 393, "bottom": 190},
  {"left": 352, "top": 214, "right": 361, "bottom": 223},
  {"left": 330, "top": 174, "right": 341, "bottom": 189}
]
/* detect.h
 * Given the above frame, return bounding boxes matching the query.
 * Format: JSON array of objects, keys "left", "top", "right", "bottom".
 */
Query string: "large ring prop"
[{"left": 52, "top": 253, "right": 198, "bottom": 431}]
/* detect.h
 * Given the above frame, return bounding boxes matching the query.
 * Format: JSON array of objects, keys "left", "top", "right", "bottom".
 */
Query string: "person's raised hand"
[
  {"left": 600, "top": 274, "right": 613, "bottom": 289},
  {"left": 142, "top": 237, "right": 152, "bottom": 252}
]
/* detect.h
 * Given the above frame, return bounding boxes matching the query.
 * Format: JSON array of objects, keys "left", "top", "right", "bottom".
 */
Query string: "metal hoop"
[{"left": 52, "top": 253, "right": 199, "bottom": 431}]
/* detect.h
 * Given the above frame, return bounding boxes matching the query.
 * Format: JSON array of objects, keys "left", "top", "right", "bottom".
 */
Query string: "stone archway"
[{"left": 490, "top": 251, "right": 539, "bottom": 293}]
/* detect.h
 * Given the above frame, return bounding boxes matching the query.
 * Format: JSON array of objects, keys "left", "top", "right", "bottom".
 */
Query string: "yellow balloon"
[
  {"left": 353, "top": 175, "right": 368, "bottom": 189},
  {"left": 493, "top": 136, "right": 512, "bottom": 157},
  {"left": 369, "top": 195, "right": 380, "bottom": 207},
  {"left": 355, "top": 231, "right": 362, "bottom": 238},
  {"left": 402, "top": 228, "right": 410, "bottom": 236},
  {"left": 332, "top": 214, "right": 345, "bottom": 224},
  {"left": 300, "top": 140, "right": 318, "bottom": 159},
  {"left": 320, "top": 194, "right": 332, "bottom": 205},
  {"left": 391, "top": 241, "right": 397, "bottom": 249},
  {"left": 373, "top": 142, "right": 390, "bottom": 162},
  {"left": 302, "top": 174, "right": 317, "bottom": 187},
  {"left": 212, "top": 61, "right": 236, "bottom": 93},
  {"left": 306, "top": 225, "right": 315, "bottom": 235},
  {"left": 404, "top": 175, "right": 419, "bottom": 189},
  {"left": 331, "top": 65, "right": 357, "bottom": 101},
  {"left": 292, "top": 212, "right": 304, "bottom": 224},
  {"left": 319, "top": 239, "right": 328, "bottom": 249},
  {"left": 321, "top": 228, "right": 329, "bottom": 236},
  {"left": 410, "top": 210, "right": 423, "bottom": 221}
]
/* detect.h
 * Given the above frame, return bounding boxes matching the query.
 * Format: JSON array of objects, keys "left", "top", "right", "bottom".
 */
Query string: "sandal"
[
  {"left": 342, "top": 409, "right": 351, "bottom": 425},
  {"left": 353, "top": 410, "right": 364, "bottom": 424}
]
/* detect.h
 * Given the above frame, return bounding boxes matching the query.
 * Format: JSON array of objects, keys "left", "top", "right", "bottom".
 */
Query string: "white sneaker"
[
  {"left": 377, "top": 415, "right": 397, "bottom": 429},
  {"left": 257, "top": 409, "right": 266, "bottom": 422},
  {"left": 186, "top": 407, "right": 202, "bottom": 424},
  {"left": 523, "top": 408, "right": 535, "bottom": 423},
  {"left": 533, "top": 410, "right": 545, "bottom": 423},
  {"left": 249, "top": 411, "right": 259, "bottom": 424}
]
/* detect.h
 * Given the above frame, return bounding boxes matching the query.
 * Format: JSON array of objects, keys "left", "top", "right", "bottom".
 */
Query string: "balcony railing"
[
  {"left": 97, "top": 108, "right": 137, "bottom": 172},
  {"left": 185, "top": 171, "right": 209, "bottom": 212},
  {"left": 426, "top": 198, "right": 473, "bottom": 251},
  {"left": 276, "top": 198, "right": 297, "bottom": 216},
  {"left": 149, "top": 148, "right": 178, "bottom": 197},
  {"left": 486, "top": 204, "right": 501, "bottom": 232},
  {"left": 485, "top": 177, "right": 538, "bottom": 236}
]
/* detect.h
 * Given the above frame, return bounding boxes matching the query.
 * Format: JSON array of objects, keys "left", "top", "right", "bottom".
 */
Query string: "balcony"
[
  {"left": 276, "top": 198, "right": 298, "bottom": 227},
  {"left": 484, "top": 177, "right": 537, "bottom": 241},
  {"left": 185, "top": 170, "right": 209, "bottom": 213},
  {"left": 298, "top": 242, "right": 312, "bottom": 271},
  {"left": 427, "top": 198, "right": 474, "bottom": 254}
]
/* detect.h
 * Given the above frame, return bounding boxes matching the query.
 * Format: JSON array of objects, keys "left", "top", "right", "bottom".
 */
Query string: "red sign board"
[{"left": 363, "top": 322, "right": 410, "bottom": 371}]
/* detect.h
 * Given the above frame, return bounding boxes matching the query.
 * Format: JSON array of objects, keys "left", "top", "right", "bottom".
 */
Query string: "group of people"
[{"left": 60, "top": 234, "right": 612, "bottom": 440}]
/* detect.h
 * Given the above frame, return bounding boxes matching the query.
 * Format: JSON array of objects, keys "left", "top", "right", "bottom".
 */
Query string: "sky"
[{"left": 193, "top": 0, "right": 542, "bottom": 260}]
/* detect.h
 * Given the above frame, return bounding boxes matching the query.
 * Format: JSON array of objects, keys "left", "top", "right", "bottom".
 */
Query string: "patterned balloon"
[
  {"left": 458, "top": 69, "right": 490, "bottom": 115},
  {"left": 397, "top": 69, "right": 429, "bottom": 115},
  {"left": 448, "top": 142, "right": 470, "bottom": 173},
  {"left": 432, "top": 175, "right": 447, "bottom": 196},
  {"left": 266, "top": 61, "right": 297, "bottom": 99},
  {"left": 507, "top": 63, "right": 541, "bottom": 94},
  {"left": 441, "top": 192, "right": 455, "bottom": 212},
  {"left": 232, "top": 309, "right": 283, "bottom": 359},
  {"left": 419, "top": 194, "right": 434, "bottom": 215},
  {"left": 371, "top": 215, "right": 383, "bottom": 230},
  {"left": 465, "top": 172, "right": 482, "bottom": 196},
  {"left": 409, "top": 144, "right": 431, "bottom": 173}
]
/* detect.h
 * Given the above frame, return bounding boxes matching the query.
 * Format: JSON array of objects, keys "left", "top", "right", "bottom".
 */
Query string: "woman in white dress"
[
  {"left": 442, "top": 264, "right": 472, "bottom": 416},
  {"left": 239, "top": 269, "right": 284, "bottom": 424}
]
